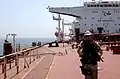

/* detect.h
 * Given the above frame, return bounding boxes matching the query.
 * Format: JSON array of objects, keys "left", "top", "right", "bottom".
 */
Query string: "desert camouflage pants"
[{"left": 85, "top": 65, "right": 98, "bottom": 79}]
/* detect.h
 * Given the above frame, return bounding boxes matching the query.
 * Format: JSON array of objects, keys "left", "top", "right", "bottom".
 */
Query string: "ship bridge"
[{"left": 48, "top": 6, "right": 82, "bottom": 18}]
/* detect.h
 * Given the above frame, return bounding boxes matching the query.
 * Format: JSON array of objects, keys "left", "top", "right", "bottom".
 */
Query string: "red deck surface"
[{"left": 0, "top": 44, "right": 120, "bottom": 79}]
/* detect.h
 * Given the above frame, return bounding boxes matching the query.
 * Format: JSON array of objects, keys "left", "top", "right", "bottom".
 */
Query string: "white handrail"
[{"left": 0, "top": 46, "right": 39, "bottom": 59}]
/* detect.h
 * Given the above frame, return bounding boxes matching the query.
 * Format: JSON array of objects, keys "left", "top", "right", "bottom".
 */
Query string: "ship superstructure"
[{"left": 49, "top": 0, "right": 120, "bottom": 40}]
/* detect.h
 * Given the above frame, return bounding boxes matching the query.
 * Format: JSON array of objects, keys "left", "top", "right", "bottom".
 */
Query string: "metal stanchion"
[
  {"left": 24, "top": 52, "right": 26, "bottom": 68},
  {"left": 65, "top": 49, "right": 68, "bottom": 55},
  {"left": 38, "top": 48, "right": 41, "bottom": 58},
  {"left": 24, "top": 52, "right": 29, "bottom": 68},
  {"left": 16, "top": 52, "right": 19, "bottom": 74},
  {"left": 33, "top": 49, "right": 35, "bottom": 61},
  {"left": 36, "top": 48, "right": 38, "bottom": 59},
  {"left": 9, "top": 60, "right": 11, "bottom": 69},
  {"left": 29, "top": 51, "right": 31, "bottom": 64},
  {"left": 3, "top": 57, "right": 6, "bottom": 79},
  {"left": 2, "top": 63, "right": 4, "bottom": 73}
]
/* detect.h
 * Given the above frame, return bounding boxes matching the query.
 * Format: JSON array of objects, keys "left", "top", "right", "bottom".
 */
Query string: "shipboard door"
[
  {"left": 75, "top": 28, "right": 80, "bottom": 41},
  {"left": 97, "top": 27, "right": 103, "bottom": 33}
]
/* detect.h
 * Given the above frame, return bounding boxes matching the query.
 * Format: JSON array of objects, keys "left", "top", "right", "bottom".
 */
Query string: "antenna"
[{"left": 46, "top": 6, "right": 50, "bottom": 9}]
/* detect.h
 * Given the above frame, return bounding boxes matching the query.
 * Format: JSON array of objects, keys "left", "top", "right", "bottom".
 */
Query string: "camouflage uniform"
[{"left": 78, "top": 39, "right": 103, "bottom": 79}]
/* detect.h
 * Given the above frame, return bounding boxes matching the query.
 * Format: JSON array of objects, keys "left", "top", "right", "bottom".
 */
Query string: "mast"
[
  {"left": 53, "top": 14, "right": 61, "bottom": 41},
  {"left": 58, "top": 14, "right": 61, "bottom": 41}
]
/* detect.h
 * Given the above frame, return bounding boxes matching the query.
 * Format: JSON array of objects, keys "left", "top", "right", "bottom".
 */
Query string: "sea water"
[{"left": 0, "top": 37, "right": 56, "bottom": 56}]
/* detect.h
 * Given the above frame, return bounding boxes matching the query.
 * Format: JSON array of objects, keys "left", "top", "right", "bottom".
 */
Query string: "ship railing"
[{"left": 0, "top": 46, "right": 41, "bottom": 79}]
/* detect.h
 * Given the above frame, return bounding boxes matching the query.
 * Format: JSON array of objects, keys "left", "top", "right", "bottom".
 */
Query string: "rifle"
[{"left": 100, "top": 56, "right": 104, "bottom": 62}]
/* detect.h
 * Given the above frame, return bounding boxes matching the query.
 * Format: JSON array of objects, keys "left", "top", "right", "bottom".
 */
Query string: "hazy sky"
[{"left": 0, "top": 0, "right": 118, "bottom": 38}]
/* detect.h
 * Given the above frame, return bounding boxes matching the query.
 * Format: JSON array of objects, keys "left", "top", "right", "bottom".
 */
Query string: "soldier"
[{"left": 77, "top": 31, "right": 103, "bottom": 79}]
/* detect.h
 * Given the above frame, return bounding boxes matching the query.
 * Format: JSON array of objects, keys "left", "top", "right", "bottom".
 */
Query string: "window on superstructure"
[
  {"left": 84, "top": 17, "right": 86, "bottom": 19},
  {"left": 108, "top": 4, "right": 112, "bottom": 7},
  {"left": 104, "top": 5, "right": 108, "bottom": 7},
  {"left": 100, "top": 5, "right": 103, "bottom": 7},
  {"left": 110, "top": 17, "right": 112, "bottom": 19},
  {"left": 94, "top": 5, "right": 96, "bottom": 7},
  {"left": 113, "top": 4, "right": 115, "bottom": 7},
  {"left": 91, "top": 24, "right": 93, "bottom": 26},
  {"left": 119, "top": 24, "right": 120, "bottom": 26},
  {"left": 97, "top": 5, "right": 99, "bottom": 7},
  {"left": 87, "top": 5, "right": 90, "bottom": 7},
  {"left": 85, "top": 24, "right": 86, "bottom": 26},
  {"left": 118, "top": 17, "right": 120, "bottom": 19},
  {"left": 116, "top": 5, "right": 118, "bottom": 7},
  {"left": 92, "top": 17, "right": 94, "bottom": 19},
  {"left": 91, "top": 5, "right": 93, "bottom": 7}
]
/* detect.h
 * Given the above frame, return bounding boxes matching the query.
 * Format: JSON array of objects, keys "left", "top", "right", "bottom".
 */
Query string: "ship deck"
[{"left": 0, "top": 43, "right": 120, "bottom": 79}]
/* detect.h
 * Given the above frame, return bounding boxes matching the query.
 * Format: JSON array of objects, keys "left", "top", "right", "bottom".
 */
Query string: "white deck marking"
[
  {"left": 21, "top": 56, "right": 46, "bottom": 79},
  {"left": 45, "top": 56, "right": 55, "bottom": 79}
]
